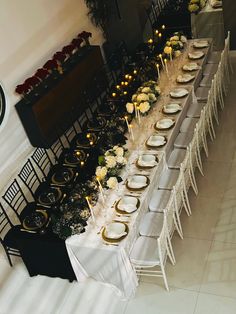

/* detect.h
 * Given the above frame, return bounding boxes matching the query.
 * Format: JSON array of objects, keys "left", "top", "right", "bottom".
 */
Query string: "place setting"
[
  {"left": 37, "top": 186, "right": 64, "bottom": 207},
  {"left": 146, "top": 133, "right": 167, "bottom": 149},
  {"left": 162, "top": 102, "right": 182, "bottom": 115},
  {"left": 169, "top": 88, "right": 189, "bottom": 98},
  {"left": 115, "top": 195, "right": 140, "bottom": 215},
  {"left": 182, "top": 62, "right": 200, "bottom": 72},
  {"left": 126, "top": 174, "right": 150, "bottom": 191},
  {"left": 154, "top": 118, "right": 175, "bottom": 131},
  {"left": 176, "top": 73, "right": 195, "bottom": 84},
  {"left": 21, "top": 209, "right": 50, "bottom": 234},
  {"left": 192, "top": 39, "right": 209, "bottom": 49},
  {"left": 101, "top": 221, "right": 129, "bottom": 245},
  {"left": 188, "top": 50, "right": 205, "bottom": 60},
  {"left": 136, "top": 153, "right": 159, "bottom": 169}
]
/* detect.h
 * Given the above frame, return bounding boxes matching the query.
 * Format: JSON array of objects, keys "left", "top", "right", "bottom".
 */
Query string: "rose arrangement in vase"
[
  {"left": 95, "top": 145, "right": 127, "bottom": 189},
  {"left": 126, "top": 80, "right": 161, "bottom": 116}
]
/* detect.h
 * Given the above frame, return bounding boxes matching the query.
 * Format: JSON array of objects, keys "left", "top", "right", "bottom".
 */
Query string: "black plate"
[
  {"left": 22, "top": 210, "right": 48, "bottom": 231},
  {"left": 51, "top": 167, "right": 74, "bottom": 185},
  {"left": 38, "top": 187, "right": 62, "bottom": 206}
]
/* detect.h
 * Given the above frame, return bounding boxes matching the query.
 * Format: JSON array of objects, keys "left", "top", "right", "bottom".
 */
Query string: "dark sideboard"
[{"left": 15, "top": 46, "right": 104, "bottom": 148}]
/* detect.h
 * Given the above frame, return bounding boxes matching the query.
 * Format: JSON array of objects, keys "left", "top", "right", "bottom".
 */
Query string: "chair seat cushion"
[
  {"left": 139, "top": 212, "right": 164, "bottom": 237},
  {"left": 180, "top": 117, "right": 198, "bottom": 133},
  {"left": 130, "top": 236, "right": 160, "bottom": 266},
  {"left": 203, "top": 63, "right": 218, "bottom": 76},
  {"left": 174, "top": 132, "right": 192, "bottom": 149},
  {"left": 195, "top": 87, "right": 209, "bottom": 101},
  {"left": 167, "top": 149, "right": 186, "bottom": 169},
  {"left": 207, "top": 51, "right": 221, "bottom": 64},
  {"left": 149, "top": 190, "right": 171, "bottom": 212},
  {"left": 187, "top": 101, "right": 205, "bottom": 118},
  {"left": 158, "top": 169, "right": 179, "bottom": 190}
]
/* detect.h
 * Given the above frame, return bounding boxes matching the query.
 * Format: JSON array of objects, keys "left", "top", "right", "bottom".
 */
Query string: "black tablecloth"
[{"left": 15, "top": 227, "right": 76, "bottom": 281}]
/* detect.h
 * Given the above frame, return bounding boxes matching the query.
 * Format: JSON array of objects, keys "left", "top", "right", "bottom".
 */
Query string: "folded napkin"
[
  {"left": 177, "top": 74, "right": 194, "bottom": 83},
  {"left": 118, "top": 202, "right": 137, "bottom": 213},
  {"left": 128, "top": 178, "right": 147, "bottom": 189},
  {"left": 188, "top": 51, "right": 204, "bottom": 59},
  {"left": 183, "top": 63, "right": 199, "bottom": 71},
  {"left": 105, "top": 223, "right": 127, "bottom": 238},
  {"left": 170, "top": 89, "right": 188, "bottom": 97},
  {"left": 138, "top": 157, "right": 157, "bottom": 167},
  {"left": 105, "top": 230, "right": 127, "bottom": 239}
]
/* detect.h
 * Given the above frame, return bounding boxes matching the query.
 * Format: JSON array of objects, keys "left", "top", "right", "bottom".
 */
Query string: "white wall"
[{"left": 0, "top": 0, "right": 104, "bottom": 193}]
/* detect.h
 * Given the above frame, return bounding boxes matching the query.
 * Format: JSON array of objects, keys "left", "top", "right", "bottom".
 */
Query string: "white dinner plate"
[
  {"left": 155, "top": 118, "right": 175, "bottom": 129},
  {"left": 176, "top": 74, "right": 195, "bottom": 83},
  {"left": 117, "top": 195, "right": 138, "bottom": 213},
  {"left": 182, "top": 62, "right": 200, "bottom": 71},
  {"left": 188, "top": 51, "right": 205, "bottom": 60},
  {"left": 163, "top": 103, "right": 181, "bottom": 114},
  {"left": 137, "top": 154, "right": 158, "bottom": 167},
  {"left": 104, "top": 222, "right": 127, "bottom": 239},
  {"left": 127, "top": 174, "right": 149, "bottom": 189},
  {"left": 146, "top": 135, "right": 167, "bottom": 147},
  {"left": 193, "top": 40, "right": 209, "bottom": 48},
  {"left": 170, "top": 88, "right": 189, "bottom": 98}
]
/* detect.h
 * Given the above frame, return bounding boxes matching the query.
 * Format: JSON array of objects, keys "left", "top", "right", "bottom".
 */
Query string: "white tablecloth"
[{"left": 66, "top": 40, "right": 212, "bottom": 299}]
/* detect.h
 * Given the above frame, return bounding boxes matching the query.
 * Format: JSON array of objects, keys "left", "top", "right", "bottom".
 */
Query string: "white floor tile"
[
  {"left": 125, "top": 282, "right": 197, "bottom": 314},
  {"left": 200, "top": 241, "right": 236, "bottom": 298},
  {"left": 194, "top": 292, "right": 236, "bottom": 314}
]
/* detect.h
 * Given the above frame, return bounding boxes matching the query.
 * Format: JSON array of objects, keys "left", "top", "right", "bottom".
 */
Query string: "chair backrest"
[
  {"left": 0, "top": 202, "right": 13, "bottom": 240},
  {"left": 31, "top": 148, "right": 53, "bottom": 179},
  {"left": 50, "top": 137, "right": 65, "bottom": 163},
  {"left": 2, "top": 179, "right": 28, "bottom": 221},
  {"left": 157, "top": 214, "right": 169, "bottom": 265},
  {"left": 18, "top": 159, "right": 41, "bottom": 199}
]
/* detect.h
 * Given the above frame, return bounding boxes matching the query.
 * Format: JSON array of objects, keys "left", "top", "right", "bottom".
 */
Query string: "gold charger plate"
[
  {"left": 51, "top": 167, "right": 74, "bottom": 185},
  {"left": 64, "top": 150, "right": 87, "bottom": 166},
  {"left": 76, "top": 133, "right": 98, "bottom": 148},
  {"left": 115, "top": 197, "right": 140, "bottom": 215},
  {"left": 22, "top": 210, "right": 49, "bottom": 231},
  {"left": 102, "top": 222, "right": 129, "bottom": 243},
  {"left": 87, "top": 117, "right": 107, "bottom": 131},
  {"left": 136, "top": 156, "right": 158, "bottom": 169},
  {"left": 154, "top": 120, "right": 175, "bottom": 131},
  {"left": 38, "top": 187, "right": 62, "bottom": 206},
  {"left": 126, "top": 175, "right": 150, "bottom": 191},
  {"left": 145, "top": 136, "right": 167, "bottom": 149}
]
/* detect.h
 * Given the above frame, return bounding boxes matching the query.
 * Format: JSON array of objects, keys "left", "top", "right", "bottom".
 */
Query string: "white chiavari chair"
[{"left": 130, "top": 214, "right": 174, "bottom": 291}]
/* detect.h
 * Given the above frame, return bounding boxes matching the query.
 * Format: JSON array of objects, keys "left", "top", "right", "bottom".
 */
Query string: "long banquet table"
[{"left": 65, "top": 39, "right": 212, "bottom": 299}]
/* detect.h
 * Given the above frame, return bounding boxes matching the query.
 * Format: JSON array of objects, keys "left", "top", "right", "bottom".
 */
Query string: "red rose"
[
  {"left": 25, "top": 76, "right": 40, "bottom": 87},
  {"left": 35, "top": 68, "right": 49, "bottom": 80},
  {"left": 53, "top": 51, "right": 67, "bottom": 62},
  {"left": 43, "top": 59, "right": 58, "bottom": 71},
  {"left": 15, "top": 83, "right": 31, "bottom": 95},
  {"left": 62, "top": 44, "right": 76, "bottom": 55},
  {"left": 78, "top": 31, "right": 92, "bottom": 39},
  {"left": 71, "top": 37, "right": 83, "bottom": 48}
]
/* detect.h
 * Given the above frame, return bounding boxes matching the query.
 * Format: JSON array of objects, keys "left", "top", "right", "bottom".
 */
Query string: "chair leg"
[{"left": 161, "top": 264, "right": 169, "bottom": 291}]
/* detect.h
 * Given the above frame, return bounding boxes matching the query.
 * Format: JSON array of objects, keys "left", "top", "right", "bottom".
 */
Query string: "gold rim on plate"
[
  {"left": 126, "top": 175, "right": 150, "bottom": 191},
  {"left": 22, "top": 210, "right": 49, "bottom": 231},
  {"left": 145, "top": 136, "right": 167, "bottom": 149},
  {"left": 51, "top": 167, "right": 74, "bottom": 185},
  {"left": 102, "top": 222, "right": 129, "bottom": 243},
  {"left": 135, "top": 156, "right": 159, "bottom": 169},
  {"left": 154, "top": 119, "right": 175, "bottom": 131},
  {"left": 76, "top": 133, "right": 98, "bottom": 148},
  {"left": 115, "top": 197, "right": 140, "bottom": 214},
  {"left": 38, "top": 187, "right": 62, "bottom": 206}
]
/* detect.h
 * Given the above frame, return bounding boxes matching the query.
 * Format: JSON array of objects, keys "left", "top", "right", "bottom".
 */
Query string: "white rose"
[
  {"left": 170, "top": 35, "right": 179, "bottom": 41},
  {"left": 180, "top": 35, "right": 187, "bottom": 43},
  {"left": 174, "top": 50, "right": 182, "bottom": 57},
  {"left": 178, "top": 41, "right": 183, "bottom": 48},
  {"left": 137, "top": 93, "right": 149, "bottom": 103},
  {"left": 141, "top": 87, "right": 151, "bottom": 94},
  {"left": 132, "top": 94, "right": 137, "bottom": 102},
  {"left": 116, "top": 156, "right": 127, "bottom": 165},
  {"left": 107, "top": 177, "right": 118, "bottom": 189},
  {"left": 126, "top": 102, "right": 134, "bottom": 114},
  {"left": 154, "top": 85, "right": 161, "bottom": 94},
  {"left": 166, "top": 41, "right": 171, "bottom": 46},
  {"left": 139, "top": 101, "right": 150, "bottom": 113},
  {"left": 105, "top": 155, "right": 117, "bottom": 168},
  {"left": 95, "top": 166, "right": 107, "bottom": 180},
  {"left": 114, "top": 146, "right": 124, "bottom": 157},
  {"left": 148, "top": 93, "right": 156, "bottom": 102},
  {"left": 164, "top": 46, "right": 172, "bottom": 54}
]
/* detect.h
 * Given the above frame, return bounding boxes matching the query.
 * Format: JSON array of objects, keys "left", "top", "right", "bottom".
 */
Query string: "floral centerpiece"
[
  {"left": 163, "top": 32, "right": 187, "bottom": 58},
  {"left": 188, "top": 0, "right": 207, "bottom": 14},
  {"left": 126, "top": 80, "right": 161, "bottom": 116},
  {"left": 95, "top": 145, "right": 127, "bottom": 189}
]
